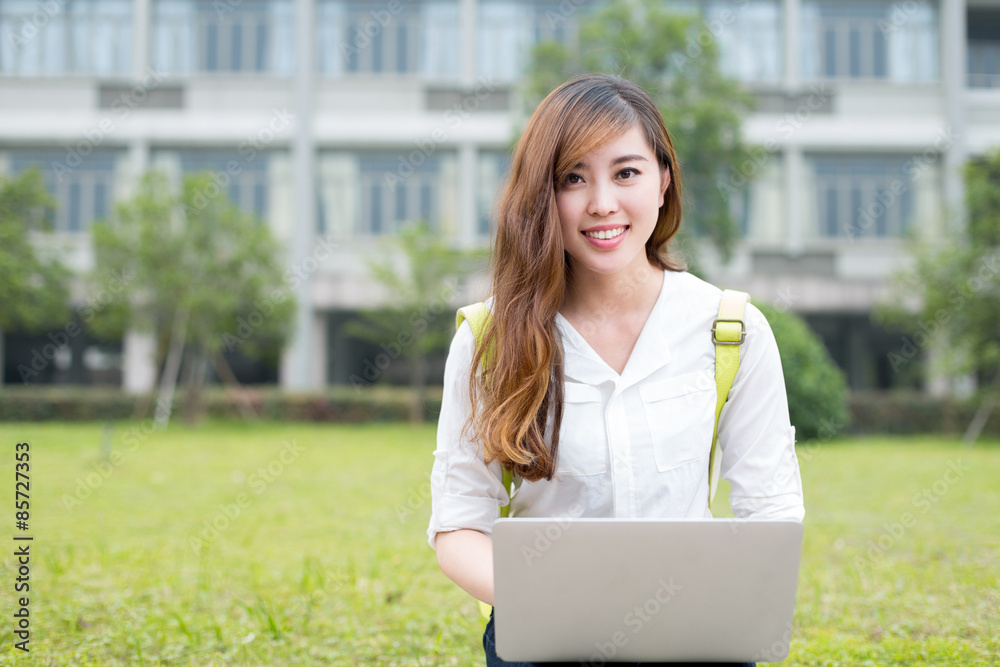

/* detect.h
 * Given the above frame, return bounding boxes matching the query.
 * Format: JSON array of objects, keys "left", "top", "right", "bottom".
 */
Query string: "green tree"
[
  {"left": 756, "top": 304, "right": 851, "bottom": 442},
  {"left": 523, "top": 0, "right": 755, "bottom": 263},
  {"left": 0, "top": 167, "right": 72, "bottom": 386},
  {"left": 881, "top": 148, "right": 1000, "bottom": 443},
  {"left": 90, "top": 170, "right": 296, "bottom": 424},
  {"left": 344, "top": 221, "right": 486, "bottom": 422}
]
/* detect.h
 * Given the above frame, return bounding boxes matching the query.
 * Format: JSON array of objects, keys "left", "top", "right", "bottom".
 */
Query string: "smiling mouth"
[{"left": 583, "top": 226, "right": 628, "bottom": 240}]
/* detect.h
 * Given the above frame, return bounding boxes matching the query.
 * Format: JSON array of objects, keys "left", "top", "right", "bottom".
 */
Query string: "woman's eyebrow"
[
  {"left": 571, "top": 154, "right": 650, "bottom": 169},
  {"left": 610, "top": 154, "right": 649, "bottom": 165}
]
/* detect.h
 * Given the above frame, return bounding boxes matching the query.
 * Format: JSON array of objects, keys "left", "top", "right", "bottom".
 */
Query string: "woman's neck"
[{"left": 561, "top": 260, "right": 664, "bottom": 321}]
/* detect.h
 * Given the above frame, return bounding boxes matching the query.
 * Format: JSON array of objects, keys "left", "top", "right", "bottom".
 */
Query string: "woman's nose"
[{"left": 586, "top": 182, "right": 618, "bottom": 217}]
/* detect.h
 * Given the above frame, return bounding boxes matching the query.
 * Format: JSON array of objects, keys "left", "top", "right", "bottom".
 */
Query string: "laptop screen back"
[{"left": 492, "top": 518, "right": 803, "bottom": 663}]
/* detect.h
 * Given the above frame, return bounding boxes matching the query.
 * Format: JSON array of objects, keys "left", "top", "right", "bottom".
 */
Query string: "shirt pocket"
[
  {"left": 639, "top": 370, "right": 716, "bottom": 472},
  {"left": 556, "top": 383, "right": 608, "bottom": 477}
]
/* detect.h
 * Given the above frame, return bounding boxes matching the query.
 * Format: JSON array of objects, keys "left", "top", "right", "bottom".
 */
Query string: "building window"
[
  {"left": 6, "top": 149, "right": 121, "bottom": 234},
  {"left": 811, "top": 155, "right": 918, "bottom": 240},
  {"left": 167, "top": 151, "right": 273, "bottom": 219},
  {"left": 317, "top": 0, "right": 459, "bottom": 77},
  {"left": 474, "top": 0, "right": 778, "bottom": 83},
  {"left": 968, "top": 41, "right": 1000, "bottom": 88},
  {"left": 967, "top": 10, "right": 1000, "bottom": 88},
  {"left": 151, "top": 0, "right": 294, "bottom": 75},
  {"left": 737, "top": 155, "right": 784, "bottom": 243},
  {"left": 477, "top": 149, "right": 510, "bottom": 238},
  {"left": 801, "top": 1, "right": 939, "bottom": 82},
  {"left": 0, "top": 0, "right": 131, "bottom": 75},
  {"left": 704, "top": 0, "right": 782, "bottom": 83},
  {"left": 728, "top": 181, "right": 752, "bottom": 239},
  {"left": 477, "top": 0, "right": 587, "bottom": 81},
  {"left": 318, "top": 150, "right": 458, "bottom": 236}
]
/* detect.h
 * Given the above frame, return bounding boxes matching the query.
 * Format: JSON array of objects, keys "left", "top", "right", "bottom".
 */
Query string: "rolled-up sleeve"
[
  {"left": 427, "top": 319, "right": 509, "bottom": 550},
  {"left": 717, "top": 304, "right": 805, "bottom": 522}
]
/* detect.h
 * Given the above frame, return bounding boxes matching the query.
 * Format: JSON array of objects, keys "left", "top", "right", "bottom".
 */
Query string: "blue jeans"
[{"left": 483, "top": 612, "right": 755, "bottom": 667}]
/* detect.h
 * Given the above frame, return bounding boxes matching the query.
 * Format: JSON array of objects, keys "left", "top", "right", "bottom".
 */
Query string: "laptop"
[{"left": 492, "top": 518, "right": 803, "bottom": 663}]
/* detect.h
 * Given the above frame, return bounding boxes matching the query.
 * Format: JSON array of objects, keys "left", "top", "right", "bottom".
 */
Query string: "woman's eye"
[
  {"left": 565, "top": 173, "right": 583, "bottom": 185},
  {"left": 618, "top": 168, "right": 640, "bottom": 179}
]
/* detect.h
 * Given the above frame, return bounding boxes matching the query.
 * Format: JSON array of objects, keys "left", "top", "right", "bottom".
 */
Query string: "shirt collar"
[{"left": 555, "top": 269, "right": 674, "bottom": 390}]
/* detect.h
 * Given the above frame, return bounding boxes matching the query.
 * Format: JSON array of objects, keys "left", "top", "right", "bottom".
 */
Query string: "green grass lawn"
[{"left": 0, "top": 421, "right": 996, "bottom": 666}]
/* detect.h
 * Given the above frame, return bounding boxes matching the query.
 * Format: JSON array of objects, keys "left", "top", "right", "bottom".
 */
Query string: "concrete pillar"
[
  {"left": 942, "top": 0, "right": 967, "bottom": 229},
  {"left": 459, "top": 142, "right": 477, "bottom": 249},
  {"left": 783, "top": 0, "right": 803, "bottom": 259},
  {"left": 937, "top": 0, "right": 970, "bottom": 397},
  {"left": 784, "top": 146, "right": 805, "bottom": 254},
  {"left": 460, "top": 0, "right": 477, "bottom": 88},
  {"left": 132, "top": 0, "right": 151, "bottom": 80},
  {"left": 783, "top": 0, "right": 800, "bottom": 90},
  {"left": 126, "top": 138, "right": 149, "bottom": 193},
  {"left": 120, "top": 138, "right": 155, "bottom": 392},
  {"left": 924, "top": 339, "right": 951, "bottom": 397},
  {"left": 123, "top": 329, "right": 157, "bottom": 393},
  {"left": 281, "top": 0, "right": 318, "bottom": 390}
]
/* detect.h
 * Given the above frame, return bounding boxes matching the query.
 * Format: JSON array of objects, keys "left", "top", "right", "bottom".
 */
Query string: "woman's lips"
[{"left": 581, "top": 224, "right": 629, "bottom": 248}]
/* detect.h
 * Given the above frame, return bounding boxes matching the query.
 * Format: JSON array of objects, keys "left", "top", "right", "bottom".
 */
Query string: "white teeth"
[{"left": 584, "top": 226, "right": 626, "bottom": 240}]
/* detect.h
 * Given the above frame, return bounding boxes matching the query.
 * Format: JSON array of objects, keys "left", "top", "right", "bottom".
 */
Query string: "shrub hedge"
[
  {"left": 1, "top": 386, "right": 997, "bottom": 437},
  {"left": 847, "top": 390, "right": 1000, "bottom": 437},
  {"left": 0, "top": 386, "right": 443, "bottom": 423},
  {"left": 756, "top": 303, "right": 851, "bottom": 441}
]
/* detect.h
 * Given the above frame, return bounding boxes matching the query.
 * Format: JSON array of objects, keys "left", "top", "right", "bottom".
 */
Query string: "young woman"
[{"left": 427, "top": 74, "right": 804, "bottom": 667}]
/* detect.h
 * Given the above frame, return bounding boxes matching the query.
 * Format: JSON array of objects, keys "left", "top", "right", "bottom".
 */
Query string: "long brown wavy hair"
[{"left": 468, "top": 74, "right": 685, "bottom": 482}]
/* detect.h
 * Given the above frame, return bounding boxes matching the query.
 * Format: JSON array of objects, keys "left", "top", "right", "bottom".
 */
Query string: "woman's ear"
[{"left": 658, "top": 167, "right": 671, "bottom": 208}]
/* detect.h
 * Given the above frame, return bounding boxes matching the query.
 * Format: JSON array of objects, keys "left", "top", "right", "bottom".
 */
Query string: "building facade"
[{"left": 1, "top": 0, "right": 998, "bottom": 392}]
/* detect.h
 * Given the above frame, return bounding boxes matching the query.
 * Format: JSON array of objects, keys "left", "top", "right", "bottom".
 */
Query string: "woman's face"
[{"left": 555, "top": 124, "right": 670, "bottom": 281}]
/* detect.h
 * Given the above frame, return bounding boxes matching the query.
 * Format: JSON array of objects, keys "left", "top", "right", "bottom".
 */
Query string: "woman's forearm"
[{"left": 435, "top": 528, "right": 495, "bottom": 605}]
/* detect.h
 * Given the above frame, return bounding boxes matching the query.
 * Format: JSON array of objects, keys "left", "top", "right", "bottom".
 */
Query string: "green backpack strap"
[
  {"left": 456, "top": 303, "right": 494, "bottom": 371},
  {"left": 458, "top": 302, "right": 515, "bottom": 620},
  {"left": 457, "top": 302, "right": 514, "bottom": 516},
  {"left": 708, "top": 289, "right": 750, "bottom": 513}
]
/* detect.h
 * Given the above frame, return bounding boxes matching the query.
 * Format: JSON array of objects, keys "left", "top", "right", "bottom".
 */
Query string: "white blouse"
[{"left": 427, "top": 270, "right": 804, "bottom": 549}]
